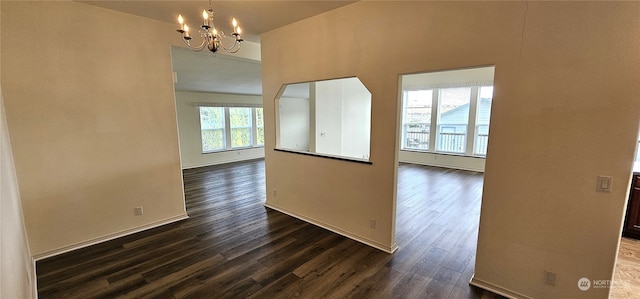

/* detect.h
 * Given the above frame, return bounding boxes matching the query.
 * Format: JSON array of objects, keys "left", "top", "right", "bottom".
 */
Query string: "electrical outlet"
[
  {"left": 544, "top": 271, "right": 556, "bottom": 286},
  {"left": 273, "top": 189, "right": 277, "bottom": 197},
  {"left": 369, "top": 219, "right": 377, "bottom": 229},
  {"left": 135, "top": 206, "right": 144, "bottom": 216}
]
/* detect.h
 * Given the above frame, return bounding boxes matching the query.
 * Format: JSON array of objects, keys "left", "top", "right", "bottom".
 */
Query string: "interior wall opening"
[
  {"left": 613, "top": 128, "right": 640, "bottom": 296},
  {"left": 275, "top": 77, "right": 372, "bottom": 162},
  {"left": 170, "top": 45, "right": 265, "bottom": 171},
  {"left": 393, "top": 66, "right": 495, "bottom": 288}
]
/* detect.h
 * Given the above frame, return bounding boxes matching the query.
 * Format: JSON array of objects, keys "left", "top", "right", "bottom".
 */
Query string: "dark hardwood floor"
[{"left": 36, "top": 159, "right": 503, "bottom": 298}]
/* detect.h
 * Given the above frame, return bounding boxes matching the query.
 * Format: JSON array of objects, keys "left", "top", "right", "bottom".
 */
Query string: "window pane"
[
  {"left": 402, "top": 90, "right": 432, "bottom": 150},
  {"left": 437, "top": 87, "right": 471, "bottom": 153},
  {"left": 199, "top": 107, "right": 225, "bottom": 152},
  {"left": 256, "top": 108, "right": 264, "bottom": 146},
  {"left": 474, "top": 86, "right": 493, "bottom": 155},
  {"left": 230, "top": 107, "right": 252, "bottom": 148}
]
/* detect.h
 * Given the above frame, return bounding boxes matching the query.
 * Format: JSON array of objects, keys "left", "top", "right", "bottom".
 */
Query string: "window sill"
[
  {"left": 203, "top": 146, "right": 264, "bottom": 155},
  {"left": 274, "top": 148, "right": 372, "bottom": 165}
]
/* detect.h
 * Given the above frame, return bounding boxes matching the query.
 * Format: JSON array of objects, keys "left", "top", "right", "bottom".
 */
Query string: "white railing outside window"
[
  {"left": 400, "top": 85, "right": 493, "bottom": 157},
  {"left": 474, "top": 124, "right": 490, "bottom": 156},
  {"left": 403, "top": 123, "right": 430, "bottom": 150}
]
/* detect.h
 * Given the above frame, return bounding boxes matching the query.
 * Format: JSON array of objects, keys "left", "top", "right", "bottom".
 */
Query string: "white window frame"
[
  {"left": 198, "top": 105, "right": 264, "bottom": 154},
  {"left": 228, "top": 107, "right": 254, "bottom": 149},
  {"left": 400, "top": 84, "right": 493, "bottom": 157}
]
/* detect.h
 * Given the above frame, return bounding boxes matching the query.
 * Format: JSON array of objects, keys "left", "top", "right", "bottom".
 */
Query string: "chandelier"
[{"left": 176, "top": 1, "right": 243, "bottom": 54}]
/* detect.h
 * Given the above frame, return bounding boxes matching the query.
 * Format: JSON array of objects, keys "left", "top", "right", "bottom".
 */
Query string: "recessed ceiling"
[
  {"left": 77, "top": 1, "right": 358, "bottom": 95},
  {"left": 77, "top": 1, "right": 358, "bottom": 43},
  {"left": 172, "top": 46, "right": 263, "bottom": 95}
]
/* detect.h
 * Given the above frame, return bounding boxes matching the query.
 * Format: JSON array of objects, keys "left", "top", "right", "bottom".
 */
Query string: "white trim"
[
  {"left": 224, "top": 107, "right": 232, "bottom": 149},
  {"left": 429, "top": 89, "right": 438, "bottom": 149},
  {"left": 195, "top": 102, "right": 262, "bottom": 108},
  {"left": 469, "top": 275, "right": 532, "bottom": 299},
  {"left": 466, "top": 86, "right": 479, "bottom": 155},
  {"left": 399, "top": 150, "right": 485, "bottom": 172},
  {"left": 264, "top": 202, "right": 398, "bottom": 254},
  {"left": 181, "top": 156, "right": 265, "bottom": 170},
  {"left": 33, "top": 214, "right": 189, "bottom": 261},
  {"left": 31, "top": 257, "right": 38, "bottom": 299},
  {"left": 403, "top": 81, "right": 494, "bottom": 90}
]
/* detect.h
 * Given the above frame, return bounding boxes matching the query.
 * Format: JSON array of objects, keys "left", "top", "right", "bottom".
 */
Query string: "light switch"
[{"left": 596, "top": 176, "right": 613, "bottom": 193}]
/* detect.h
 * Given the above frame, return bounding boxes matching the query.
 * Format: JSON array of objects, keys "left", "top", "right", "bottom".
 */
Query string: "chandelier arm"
[
  {"left": 218, "top": 38, "right": 242, "bottom": 53},
  {"left": 181, "top": 34, "right": 207, "bottom": 51},
  {"left": 176, "top": 2, "right": 241, "bottom": 54}
]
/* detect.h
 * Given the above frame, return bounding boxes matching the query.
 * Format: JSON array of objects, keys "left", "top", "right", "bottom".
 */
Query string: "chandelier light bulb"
[
  {"left": 178, "top": 14, "right": 184, "bottom": 25},
  {"left": 236, "top": 26, "right": 242, "bottom": 35},
  {"left": 183, "top": 24, "right": 190, "bottom": 38},
  {"left": 232, "top": 18, "right": 238, "bottom": 29},
  {"left": 202, "top": 10, "right": 210, "bottom": 27}
]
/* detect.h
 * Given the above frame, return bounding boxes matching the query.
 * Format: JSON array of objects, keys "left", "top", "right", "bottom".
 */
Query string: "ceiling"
[
  {"left": 79, "top": 1, "right": 357, "bottom": 43},
  {"left": 78, "top": 1, "right": 357, "bottom": 95},
  {"left": 171, "top": 46, "right": 263, "bottom": 95}
]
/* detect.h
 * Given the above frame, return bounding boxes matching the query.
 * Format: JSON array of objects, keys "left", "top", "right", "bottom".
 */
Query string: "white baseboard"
[
  {"left": 33, "top": 213, "right": 189, "bottom": 261},
  {"left": 399, "top": 150, "right": 485, "bottom": 172},
  {"left": 264, "top": 202, "right": 398, "bottom": 254},
  {"left": 181, "top": 156, "right": 265, "bottom": 170},
  {"left": 469, "top": 275, "right": 532, "bottom": 299}
]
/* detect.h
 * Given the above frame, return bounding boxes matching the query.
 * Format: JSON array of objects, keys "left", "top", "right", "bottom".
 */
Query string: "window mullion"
[
  {"left": 224, "top": 107, "right": 232, "bottom": 150},
  {"left": 429, "top": 89, "right": 439, "bottom": 152},
  {"left": 401, "top": 91, "right": 407, "bottom": 150},
  {"left": 466, "top": 86, "right": 479, "bottom": 156},
  {"left": 251, "top": 108, "right": 257, "bottom": 146}
]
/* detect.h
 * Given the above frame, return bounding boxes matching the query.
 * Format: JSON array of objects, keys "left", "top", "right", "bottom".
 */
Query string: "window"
[
  {"left": 256, "top": 108, "right": 264, "bottom": 146},
  {"left": 229, "top": 107, "right": 252, "bottom": 148},
  {"left": 200, "top": 107, "right": 226, "bottom": 152},
  {"left": 474, "top": 86, "right": 493, "bottom": 155},
  {"left": 437, "top": 87, "right": 471, "bottom": 153},
  {"left": 198, "top": 106, "right": 263, "bottom": 153},
  {"left": 400, "top": 66, "right": 495, "bottom": 157},
  {"left": 403, "top": 90, "right": 432, "bottom": 150}
]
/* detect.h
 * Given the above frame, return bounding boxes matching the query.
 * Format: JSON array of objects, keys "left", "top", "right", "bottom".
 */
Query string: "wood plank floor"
[
  {"left": 37, "top": 160, "right": 505, "bottom": 298},
  {"left": 612, "top": 237, "right": 640, "bottom": 298}
]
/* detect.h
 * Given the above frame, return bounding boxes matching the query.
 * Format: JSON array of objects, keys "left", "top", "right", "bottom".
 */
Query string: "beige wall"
[
  {"left": 1, "top": 1, "right": 187, "bottom": 257},
  {"left": 0, "top": 86, "right": 34, "bottom": 299},
  {"left": 262, "top": 1, "right": 640, "bottom": 298},
  {"left": 175, "top": 91, "right": 265, "bottom": 168},
  {"left": 0, "top": 1, "right": 36, "bottom": 294}
]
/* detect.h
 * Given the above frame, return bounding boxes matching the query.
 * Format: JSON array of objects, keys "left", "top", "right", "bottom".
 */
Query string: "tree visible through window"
[
  {"left": 256, "top": 108, "right": 264, "bottom": 146},
  {"left": 199, "top": 106, "right": 263, "bottom": 153},
  {"left": 200, "top": 107, "right": 225, "bottom": 152},
  {"left": 230, "top": 108, "right": 252, "bottom": 148}
]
